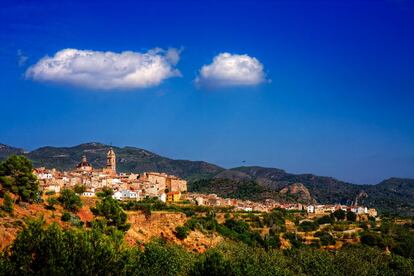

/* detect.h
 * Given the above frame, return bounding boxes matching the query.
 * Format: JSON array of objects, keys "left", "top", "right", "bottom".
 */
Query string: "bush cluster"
[{"left": 2, "top": 220, "right": 413, "bottom": 276}]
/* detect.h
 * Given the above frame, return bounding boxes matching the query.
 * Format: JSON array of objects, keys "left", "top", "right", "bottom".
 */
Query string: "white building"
[
  {"left": 38, "top": 173, "right": 53, "bottom": 180},
  {"left": 357, "top": 206, "right": 368, "bottom": 214},
  {"left": 112, "top": 190, "right": 139, "bottom": 201},
  {"left": 112, "top": 178, "right": 122, "bottom": 184},
  {"left": 113, "top": 191, "right": 123, "bottom": 200},
  {"left": 46, "top": 184, "right": 61, "bottom": 193},
  {"left": 195, "top": 197, "right": 204, "bottom": 206},
  {"left": 159, "top": 193, "right": 166, "bottom": 203},
  {"left": 82, "top": 188, "right": 95, "bottom": 197}
]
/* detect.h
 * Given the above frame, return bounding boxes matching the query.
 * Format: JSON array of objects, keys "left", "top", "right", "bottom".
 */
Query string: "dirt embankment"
[
  {"left": 0, "top": 198, "right": 65, "bottom": 251},
  {"left": 126, "top": 211, "right": 223, "bottom": 253},
  {"left": 0, "top": 196, "right": 96, "bottom": 251}
]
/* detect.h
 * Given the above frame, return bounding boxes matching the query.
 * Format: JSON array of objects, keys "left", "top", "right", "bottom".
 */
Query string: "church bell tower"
[{"left": 106, "top": 147, "right": 116, "bottom": 174}]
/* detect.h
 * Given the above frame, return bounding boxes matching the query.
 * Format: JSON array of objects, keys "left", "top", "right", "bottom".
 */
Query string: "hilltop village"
[{"left": 34, "top": 148, "right": 377, "bottom": 217}]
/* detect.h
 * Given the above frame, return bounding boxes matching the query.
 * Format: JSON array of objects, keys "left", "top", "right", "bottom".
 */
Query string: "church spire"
[{"left": 106, "top": 147, "right": 116, "bottom": 174}]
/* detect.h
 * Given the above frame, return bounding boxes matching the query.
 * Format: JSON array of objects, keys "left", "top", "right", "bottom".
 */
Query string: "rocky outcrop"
[{"left": 279, "top": 183, "right": 316, "bottom": 204}]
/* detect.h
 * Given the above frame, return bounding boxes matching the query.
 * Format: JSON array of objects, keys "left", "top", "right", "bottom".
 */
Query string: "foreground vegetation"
[{"left": 0, "top": 218, "right": 413, "bottom": 276}]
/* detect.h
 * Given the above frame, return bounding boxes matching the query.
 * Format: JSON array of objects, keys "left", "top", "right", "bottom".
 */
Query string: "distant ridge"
[
  {"left": 0, "top": 142, "right": 224, "bottom": 181},
  {"left": 213, "top": 167, "right": 414, "bottom": 215},
  {"left": 0, "top": 143, "right": 25, "bottom": 159},
  {"left": 1, "top": 142, "right": 413, "bottom": 215}
]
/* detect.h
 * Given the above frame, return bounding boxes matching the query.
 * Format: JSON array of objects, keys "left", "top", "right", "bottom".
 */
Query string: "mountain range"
[{"left": 1, "top": 142, "right": 413, "bottom": 216}]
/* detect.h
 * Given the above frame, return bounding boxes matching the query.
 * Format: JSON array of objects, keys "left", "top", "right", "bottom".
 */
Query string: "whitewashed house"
[
  {"left": 82, "top": 189, "right": 95, "bottom": 197},
  {"left": 307, "top": 205, "right": 315, "bottom": 213},
  {"left": 112, "top": 190, "right": 139, "bottom": 201},
  {"left": 357, "top": 206, "right": 368, "bottom": 214},
  {"left": 46, "top": 184, "right": 61, "bottom": 193},
  {"left": 159, "top": 193, "right": 166, "bottom": 203},
  {"left": 38, "top": 173, "right": 53, "bottom": 180},
  {"left": 195, "top": 197, "right": 204, "bottom": 206},
  {"left": 113, "top": 191, "right": 123, "bottom": 200}
]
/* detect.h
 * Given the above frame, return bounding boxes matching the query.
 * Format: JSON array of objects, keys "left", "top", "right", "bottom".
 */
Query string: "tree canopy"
[
  {"left": 58, "top": 189, "right": 83, "bottom": 212},
  {"left": 91, "top": 196, "right": 130, "bottom": 232},
  {"left": 73, "top": 184, "right": 86, "bottom": 195},
  {"left": 0, "top": 155, "right": 39, "bottom": 202},
  {"left": 333, "top": 209, "right": 346, "bottom": 221},
  {"left": 346, "top": 211, "right": 357, "bottom": 222}
]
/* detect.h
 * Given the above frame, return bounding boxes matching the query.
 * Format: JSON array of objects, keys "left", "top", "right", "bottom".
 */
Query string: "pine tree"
[{"left": 2, "top": 191, "right": 14, "bottom": 213}]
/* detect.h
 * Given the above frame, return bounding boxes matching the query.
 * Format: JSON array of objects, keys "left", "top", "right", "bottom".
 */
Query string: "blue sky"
[{"left": 1, "top": 0, "right": 413, "bottom": 184}]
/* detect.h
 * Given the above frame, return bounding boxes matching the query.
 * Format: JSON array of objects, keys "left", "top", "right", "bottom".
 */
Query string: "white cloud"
[
  {"left": 195, "top": 52, "right": 267, "bottom": 88},
  {"left": 17, "top": 49, "right": 28, "bottom": 67},
  {"left": 25, "top": 48, "right": 181, "bottom": 90}
]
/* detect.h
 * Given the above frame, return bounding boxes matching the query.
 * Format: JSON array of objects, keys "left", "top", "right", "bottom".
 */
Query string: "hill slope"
[
  {"left": 209, "top": 167, "right": 414, "bottom": 216},
  {"left": 226, "top": 166, "right": 361, "bottom": 204},
  {"left": 0, "top": 144, "right": 24, "bottom": 160}
]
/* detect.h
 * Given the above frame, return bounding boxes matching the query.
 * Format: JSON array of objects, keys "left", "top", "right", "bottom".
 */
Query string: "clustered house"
[
  {"left": 33, "top": 148, "right": 377, "bottom": 217},
  {"left": 186, "top": 192, "right": 377, "bottom": 217},
  {"left": 34, "top": 147, "right": 187, "bottom": 202}
]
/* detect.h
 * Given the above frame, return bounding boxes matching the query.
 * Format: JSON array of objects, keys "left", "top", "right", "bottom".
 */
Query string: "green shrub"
[
  {"left": 284, "top": 232, "right": 302, "bottom": 248},
  {"left": 190, "top": 250, "right": 233, "bottom": 276},
  {"left": 175, "top": 226, "right": 190, "bottom": 240},
  {"left": 96, "top": 187, "right": 113, "bottom": 198},
  {"left": 333, "top": 222, "right": 349, "bottom": 231},
  {"left": 346, "top": 211, "right": 357, "bottom": 222},
  {"left": 61, "top": 212, "right": 71, "bottom": 222},
  {"left": 316, "top": 215, "right": 333, "bottom": 225},
  {"left": 263, "top": 208, "right": 286, "bottom": 227},
  {"left": 74, "top": 184, "right": 86, "bottom": 195},
  {"left": 58, "top": 189, "right": 82, "bottom": 212},
  {"left": 263, "top": 234, "right": 281, "bottom": 249},
  {"left": 315, "top": 231, "right": 336, "bottom": 246},
  {"left": 360, "top": 231, "right": 384, "bottom": 247},
  {"left": 46, "top": 197, "right": 58, "bottom": 210},
  {"left": 333, "top": 209, "right": 346, "bottom": 221},
  {"left": 183, "top": 209, "right": 196, "bottom": 217},
  {"left": 298, "top": 221, "right": 318, "bottom": 232},
  {"left": 359, "top": 221, "right": 369, "bottom": 230},
  {"left": 2, "top": 192, "right": 14, "bottom": 213},
  {"left": 90, "top": 196, "right": 130, "bottom": 232}
]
